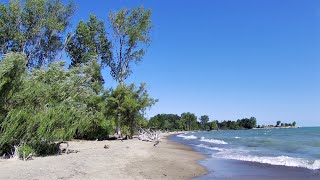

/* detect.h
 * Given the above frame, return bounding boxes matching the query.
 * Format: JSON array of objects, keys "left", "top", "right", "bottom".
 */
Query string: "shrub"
[{"left": 18, "top": 144, "right": 34, "bottom": 159}]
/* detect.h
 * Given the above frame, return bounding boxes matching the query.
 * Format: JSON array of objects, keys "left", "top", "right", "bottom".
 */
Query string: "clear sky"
[{"left": 67, "top": 0, "right": 320, "bottom": 126}]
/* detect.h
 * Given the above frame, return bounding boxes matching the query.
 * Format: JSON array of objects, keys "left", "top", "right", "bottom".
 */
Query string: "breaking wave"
[
  {"left": 214, "top": 153, "right": 320, "bottom": 170},
  {"left": 200, "top": 137, "right": 228, "bottom": 144},
  {"left": 196, "top": 144, "right": 226, "bottom": 152},
  {"left": 177, "top": 134, "right": 198, "bottom": 140}
]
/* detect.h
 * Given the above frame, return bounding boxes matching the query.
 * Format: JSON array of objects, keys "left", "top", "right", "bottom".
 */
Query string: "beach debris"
[
  {"left": 24, "top": 153, "right": 33, "bottom": 161},
  {"left": 58, "top": 141, "right": 79, "bottom": 154},
  {"left": 153, "top": 140, "right": 160, "bottom": 147},
  {"left": 58, "top": 141, "right": 69, "bottom": 154},
  {"left": 138, "top": 128, "right": 161, "bottom": 146},
  {"left": 104, "top": 145, "right": 110, "bottom": 149},
  {"left": 9, "top": 145, "right": 19, "bottom": 159}
]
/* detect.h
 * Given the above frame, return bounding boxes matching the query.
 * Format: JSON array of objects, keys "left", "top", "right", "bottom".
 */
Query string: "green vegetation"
[
  {"left": 148, "top": 114, "right": 257, "bottom": 131},
  {"left": 0, "top": 0, "right": 155, "bottom": 158},
  {"left": 0, "top": 0, "right": 283, "bottom": 159}
]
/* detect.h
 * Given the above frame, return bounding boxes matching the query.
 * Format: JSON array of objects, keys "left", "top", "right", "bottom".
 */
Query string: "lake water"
[{"left": 171, "top": 127, "right": 320, "bottom": 179}]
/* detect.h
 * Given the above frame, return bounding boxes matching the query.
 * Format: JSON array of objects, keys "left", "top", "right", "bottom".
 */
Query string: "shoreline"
[
  {"left": 171, "top": 131, "right": 320, "bottom": 180},
  {"left": 0, "top": 133, "right": 208, "bottom": 180}
]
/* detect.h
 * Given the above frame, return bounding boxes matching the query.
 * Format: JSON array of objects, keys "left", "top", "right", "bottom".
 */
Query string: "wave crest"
[
  {"left": 196, "top": 144, "right": 225, "bottom": 152},
  {"left": 177, "top": 134, "right": 197, "bottom": 140},
  {"left": 200, "top": 137, "right": 228, "bottom": 144},
  {"left": 213, "top": 153, "right": 320, "bottom": 170}
]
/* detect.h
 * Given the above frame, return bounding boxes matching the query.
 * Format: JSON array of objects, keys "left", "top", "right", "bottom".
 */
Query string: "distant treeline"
[
  {"left": 256, "top": 121, "right": 296, "bottom": 128},
  {"left": 148, "top": 113, "right": 257, "bottom": 131}
]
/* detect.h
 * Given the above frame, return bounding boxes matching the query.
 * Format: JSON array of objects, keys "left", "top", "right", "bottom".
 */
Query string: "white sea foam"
[
  {"left": 212, "top": 152, "right": 320, "bottom": 170},
  {"left": 234, "top": 137, "right": 241, "bottom": 139},
  {"left": 177, "top": 134, "right": 198, "bottom": 140},
  {"left": 200, "top": 137, "right": 228, "bottom": 145},
  {"left": 196, "top": 144, "right": 225, "bottom": 152}
]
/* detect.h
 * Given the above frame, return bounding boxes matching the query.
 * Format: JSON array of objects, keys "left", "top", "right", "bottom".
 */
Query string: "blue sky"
[{"left": 68, "top": 0, "right": 320, "bottom": 126}]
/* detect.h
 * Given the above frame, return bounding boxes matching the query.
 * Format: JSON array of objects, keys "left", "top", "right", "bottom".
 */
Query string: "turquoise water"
[{"left": 174, "top": 127, "right": 320, "bottom": 170}]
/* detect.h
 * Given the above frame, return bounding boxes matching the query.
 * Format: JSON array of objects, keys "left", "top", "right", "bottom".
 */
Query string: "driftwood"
[
  {"left": 138, "top": 128, "right": 161, "bottom": 146},
  {"left": 9, "top": 145, "right": 19, "bottom": 159},
  {"left": 58, "top": 141, "right": 79, "bottom": 154},
  {"left": 114, "top": 131, "right": 127, "bottom": 142},
  {"left": 8, "top": 144, "right": 33, "bottom": 161},
  {"left": 58, "top": 141, "right": 69, "bottom": 154}
]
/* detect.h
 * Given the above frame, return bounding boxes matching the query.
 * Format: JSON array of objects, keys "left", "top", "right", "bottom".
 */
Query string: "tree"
[
  {"left": 200, "top": 115, "right": 209, "bottom": 130},
  {"left": 106, "top": 6, "right": 152, "bottom": 136},
  {"left": 66, "top": 14, "right": 113, "bottom": 92},
  {"left": 66, "top": 14, "right": 112, "bottom": 68},
  {"left": 249, "top": 117, "right": 257, "bottom": 129},
  {"left": 0, "top": 53, "right": 114, "bottom": 156},
  {"left": 210, "top": 121, "right": 218, "bottom": 130},
  {"left": 181, "top": 112, "right": 197, "bottom": 131},
  {"left": 148, "top": 114, "right": 181, "bottom": 131},
  {"left": 107, "top": 83, "right": 156, "bottom": 138},
  {"left": 0, "top": 0, "right": 75, "bottom": 68},
  {"left": 276, "top": 121, "right": 281, "bottom": 127},
  {"left": 0, "top": 53, "right": 27, "bottom": 121},
  {"left": 107, "top": 6, "right": 152, "bottom": 84},
  {"left": 292, "top": 121, "right": 296, "bottom": 127},
  {"left": 0, "top": 2, "right": 157, "bottom": 158}
]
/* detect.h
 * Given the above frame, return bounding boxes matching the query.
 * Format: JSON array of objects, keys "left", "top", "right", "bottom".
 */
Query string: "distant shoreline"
[{"left": 253, "top": 126, "right": 298, "bottom": 130}]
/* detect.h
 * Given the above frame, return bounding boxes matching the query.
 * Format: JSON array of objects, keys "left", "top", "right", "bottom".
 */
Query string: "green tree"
[
  {"left": 210, "top": 121, "right": 218, "bottom": 130},
  {"left": 106, "top": 6, "right": 152, "bottom": 136},
  {"left": 276, "top": 121, "right": 281, "bottom": 126},
  {"left": 148, "top": 114, "right": 181, "bottom": 131},
  {"left": 66, "top": 14, "right": 112, "bottom": 67},
  {"left": 107, "top": 83, "right": 156, "bottom": 138},
  {"left": 0, "top": 53, "right": 26, "bottom": 121},
  {"left": 200, "top": 115, "right": 209, "bottom": 130},
  {"left": 107, "top": 6, "right": 152, "bottom": 84},
  {"left": 292, "top": 121, "right": 296, "bottom": 127},
  {"left": 0, "top": 0, "right": 75, "bottom": 68},
  {"left": 181, "top": 112, "right": 197, "bottom": 131},
  {"left": 0, "top": 53, "right": 113, "bottom": 156}
]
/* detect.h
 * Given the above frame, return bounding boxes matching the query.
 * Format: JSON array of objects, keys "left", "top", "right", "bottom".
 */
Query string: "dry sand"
[{"left": 0, "top": 134, "right": 207, "bottom": 180}]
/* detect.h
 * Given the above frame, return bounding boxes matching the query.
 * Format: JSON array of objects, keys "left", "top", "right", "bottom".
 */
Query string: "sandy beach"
[{"left": 0, "top": 134, "right": 207, "bottom": 180}]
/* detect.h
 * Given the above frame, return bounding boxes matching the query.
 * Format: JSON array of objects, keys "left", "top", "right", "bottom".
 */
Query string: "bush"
[
  {"left": 0, "top": 54, "right": 112, "bottom": 156},
  {"left": 30, "top": 141, "right": 60, "bottom": 156},
  {"left": 18, "top": 144, "right": 34, "bottom": 159}
]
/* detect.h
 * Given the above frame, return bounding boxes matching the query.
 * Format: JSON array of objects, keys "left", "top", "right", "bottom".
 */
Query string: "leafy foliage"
[
  {"left": 0, "top": 0, "right": 75, "bottom": 67},
  {"left": 181, "top": 112, "right": 199, "bottom": 131},
  {"left": 108, "top": 6, "right": 152, "bottom": 83},
  {"left": 18, "top": 144, "right": 34, "bottom": 159},
  {"left": 0, "top": 2, "right": 156, "bottom": 157},
  {"left": 148, "top": 114, "right": 182, "bottom": 130},
  {"left": 148, "top": 114, "right": 257, "bottom": 131},
  {"left": 200, "top": 115, "right": 209, "bottom": 130},
  {"left": 66, "top": 14, "right": 112, "bottom": 68},
  {"left": 107, "top": 83, "right": 157, "bottom": 138},
  {"left": 0, "top": 54, "right": 113, "bottom": 155},
  {"left": 0, "top": 53, "right": 27, "bottom": 120}
]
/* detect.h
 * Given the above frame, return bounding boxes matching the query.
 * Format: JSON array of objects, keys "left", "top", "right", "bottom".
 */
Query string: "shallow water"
[{"left": 171, "top": 127, "right": 320, "bottom": 179}]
